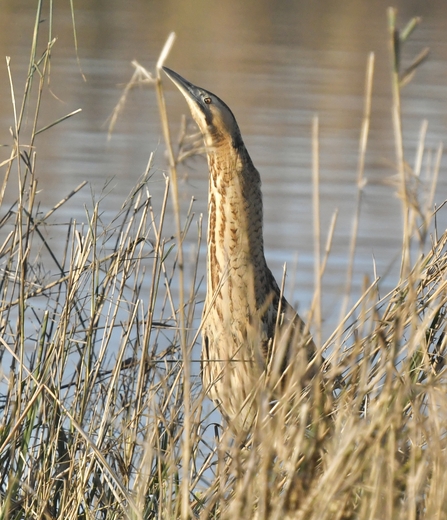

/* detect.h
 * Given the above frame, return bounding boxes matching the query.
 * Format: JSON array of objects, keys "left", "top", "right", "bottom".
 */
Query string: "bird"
[{"left": 163, "top": 67, "right": 318, "bottom": 433}]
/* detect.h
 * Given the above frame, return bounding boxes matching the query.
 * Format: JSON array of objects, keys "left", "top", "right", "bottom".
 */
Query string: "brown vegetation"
[{"left": 0, "top": 7, "right": 446, "bottom": 519}]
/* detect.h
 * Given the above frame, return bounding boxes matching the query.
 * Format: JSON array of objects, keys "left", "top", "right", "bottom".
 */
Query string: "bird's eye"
[{"left": 204, "top": 97, "right": 212, "bottom": 104}]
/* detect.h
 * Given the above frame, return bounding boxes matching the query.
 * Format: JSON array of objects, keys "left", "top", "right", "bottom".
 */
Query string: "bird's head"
[{"left": 163, "top": 67, "right": 242, "bottom": 149}]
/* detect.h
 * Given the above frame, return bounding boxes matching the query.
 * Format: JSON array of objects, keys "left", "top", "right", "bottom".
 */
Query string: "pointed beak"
[{"left": 162, "top": 67, "right": 201, "bottom": 105}]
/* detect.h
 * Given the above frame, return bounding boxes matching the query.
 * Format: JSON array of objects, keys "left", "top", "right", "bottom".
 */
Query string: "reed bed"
[{"left": 1, "top": 5, "right": 446, "bottom": 519}]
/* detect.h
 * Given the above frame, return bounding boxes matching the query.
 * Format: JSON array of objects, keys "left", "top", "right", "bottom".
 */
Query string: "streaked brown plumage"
[{"left": 163, "top": 67, "right": 317, "bottom": 432}]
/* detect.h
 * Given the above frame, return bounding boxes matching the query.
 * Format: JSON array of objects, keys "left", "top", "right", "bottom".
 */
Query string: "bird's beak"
[{"left": 162, "top": 67, "right": 201, "bottom": 105}]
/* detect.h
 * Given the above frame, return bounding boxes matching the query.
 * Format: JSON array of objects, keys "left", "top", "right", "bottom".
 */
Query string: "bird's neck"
[{"left": 205, "top": 142, "right": 269, "bottom": 308}]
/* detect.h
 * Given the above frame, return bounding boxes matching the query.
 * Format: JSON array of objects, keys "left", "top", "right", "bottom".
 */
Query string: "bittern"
[{"left": 163, "top": 67, "right": 317, "bottom": 432}]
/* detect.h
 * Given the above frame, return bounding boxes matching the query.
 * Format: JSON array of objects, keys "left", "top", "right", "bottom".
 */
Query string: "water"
[{"left": 1, "top": 0, "right": 447, "bottom": 342}]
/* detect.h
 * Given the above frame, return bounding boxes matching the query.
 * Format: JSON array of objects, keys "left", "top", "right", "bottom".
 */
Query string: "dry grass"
[{"left": 1, "top": 6, "right": 446, "bottom": 519}]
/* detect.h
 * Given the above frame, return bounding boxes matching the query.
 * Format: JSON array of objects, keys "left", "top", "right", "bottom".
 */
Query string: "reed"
[{"left": 0, "top": 5, "right": 445, "bottom": 519}]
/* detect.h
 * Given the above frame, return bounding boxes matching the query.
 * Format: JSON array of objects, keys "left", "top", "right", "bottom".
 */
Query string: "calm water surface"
[{"left": 1, "top": 0, "right": 447, "bottom": 339}]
